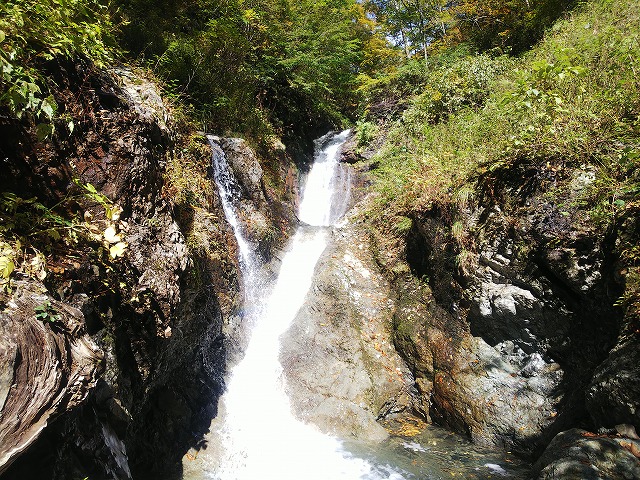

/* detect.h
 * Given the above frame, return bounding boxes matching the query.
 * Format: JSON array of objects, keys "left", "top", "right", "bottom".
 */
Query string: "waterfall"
[
  {"left": 299, "top": 129, "right": 352, "bottom": 226},
  {"left": 207, "top": 136, "right": 252, "bottom": 269},
  {"left": 192, "top": 133, "right": 529, "bottom": 480},
  {"left": 207, "top": 131, "right": 401, "bottom": 480}
]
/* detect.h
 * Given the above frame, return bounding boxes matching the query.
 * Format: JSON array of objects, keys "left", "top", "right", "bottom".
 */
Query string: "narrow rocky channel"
[{"left": 182, "top": 131, "right": 530, "bottom": 479}]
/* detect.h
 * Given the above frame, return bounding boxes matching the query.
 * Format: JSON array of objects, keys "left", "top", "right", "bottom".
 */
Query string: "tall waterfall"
[
  {"left": 192, "top": 132, "right": 529, "bottom": 480},
  {"left": 207, "top": 131, "right": 399, "bottom": 480},
  {"left": 299, "top": 129, "right": 352, "bottom": 226}
]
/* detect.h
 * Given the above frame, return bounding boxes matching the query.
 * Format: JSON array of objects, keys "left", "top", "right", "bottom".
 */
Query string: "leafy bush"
[
  {"left": 0, "top": 0, "right": 114, "bottom": 135},
  {"left": 402, "top": 54, "right": 512, "bottom": 128},
  {"left": 357, "top": 44, "right": 479, "bottom": 118},
  {"left": 456, "top": 0, "right": 579, "bottom": 55},
  {"left": 355, "top": 120, "right": 379, "bottom": 148},
  {"left": 114, "top": 0, "right": 367, "bottom": 145},
  {"left": 0, "top": 184, "right": 127, "bottom": 292}
]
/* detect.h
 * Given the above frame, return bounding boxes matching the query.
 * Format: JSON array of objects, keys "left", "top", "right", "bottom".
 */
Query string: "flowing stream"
[
  {"left": 189, "top": 132, "right": 529, "bottom": 480},
  {"left": 206, "top": 131, "right": 390, "bottom": 479}
]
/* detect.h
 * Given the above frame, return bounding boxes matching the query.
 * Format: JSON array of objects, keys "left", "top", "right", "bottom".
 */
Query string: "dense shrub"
[
  {"left": 112, "top": 0, "right": 369, "bottom": 146},
  {"left": 0, "top": 0, "right": 114, "bottom": 136},
  {"left": 367, "top": 0, "right": 640, "bottom": 226},
  {"left": 402, "top": 54, "right": 512, "bottom": 128}
]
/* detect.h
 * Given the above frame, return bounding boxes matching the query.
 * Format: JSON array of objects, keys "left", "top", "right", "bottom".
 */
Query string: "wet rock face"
[
  {"left": 70, "top": 67, "right": 190, "bottom": 325},
  {"left": 210, "top": 136, "right": 297, "bottom": 259},
  {"left": 389, "top": 271, "right": 565, "bottom": 453},
  {"left": 586, "top": 216, "right": 640, "bottom": 433},
  {"left": 432, "top": 336, "right": 563, "bottom": 451},
  {"left": 218, "top": 138, "right": 268, "bottom": 210},
  {"left": 280, "top": 208, "right": 415, "bottom": 442},
  {"left": 533, "top": 429, "right": 640, "bottom": 479},
  {"left": 587, "top": 335, "right": 640, "bottom": 430},
  {"left": 371, "top": 163, "right": 628, "bottom": 455},
  {"left": 339, "top": 134, "right": 363, "bottom": 164},
  {"left": 0, "top": 64, "right": 231, "bottom": 479}
]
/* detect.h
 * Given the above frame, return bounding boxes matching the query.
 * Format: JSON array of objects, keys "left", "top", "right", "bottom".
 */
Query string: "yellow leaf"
[
  {"left": 103, "top": 226, "right": 121, "bottom": 244},
  {"left": 109, "top": 242, "right": 127, "bottom": 259},
  {"left": 28, "top": 254, "right": 47, "bottom": 280},
  {"left": 107, "top": 204, "right": 123, "bottom": 222},
  {"left": 0, "top": 256, "right": 15, "bottom": 279}
]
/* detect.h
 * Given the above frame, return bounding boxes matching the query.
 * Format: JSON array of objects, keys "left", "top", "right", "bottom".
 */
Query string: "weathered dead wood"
[{"left": 0, "top": 278, "right": 103, "bottom": 475}]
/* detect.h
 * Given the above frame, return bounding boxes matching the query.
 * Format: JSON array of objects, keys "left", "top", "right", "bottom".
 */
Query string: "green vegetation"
[
  {"left": 363, "top": 0, "right": 639, "bottom": 213},
  {"left": 453, "top": 0, "right": 580, "bottom": 54},
  {"left": 34, "top": 300, "right": 62, "bottom": 323},
  {"left": 360, "top": 51, "right": 513, "bottom": 215},
  {"left": 0, "top": 0, "right": 389, "bottom": 148},
  {"left": 0, "top": 186, "right": 127, "bottom": 292},
  {"left": 367, "top": 0, "right": 576, "bottom": 57},
  {"left": 0, "top": 0, "right": 114, "bottom": 137},
  {"left": 113, "top": 0, "right": 386, "bottom": 147},
  {"left": 360, "top": 0, "right": 639, "bottom": 314},
  {"left": 0, "top": 1, "right": 120, "bottom": 289}
]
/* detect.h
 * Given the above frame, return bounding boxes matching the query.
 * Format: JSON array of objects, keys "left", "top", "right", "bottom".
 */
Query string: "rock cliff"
[
  {"left": 356, "top": 138, "right": 640, "bottom": 472},
  {"left": 281, "top": 204, "right": 415, "bottom": 442},
  {"left": 0, "top": 59, "right": 296, "bottom": 479}
]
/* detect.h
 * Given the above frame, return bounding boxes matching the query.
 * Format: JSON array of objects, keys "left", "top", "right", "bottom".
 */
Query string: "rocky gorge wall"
[
  {"left": 1, "top": 50, "right": 637, "bottom": 478},
  {"left": 345, "top": 135, "right": 640, "bottom": 476},
  {"left": 0, "top": 60, "right": 297, "bottom": 480}
]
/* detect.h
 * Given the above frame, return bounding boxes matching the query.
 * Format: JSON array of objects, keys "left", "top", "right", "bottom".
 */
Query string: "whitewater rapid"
[{"left": 208, "top": 130, "right": 404, "bottom": 479}]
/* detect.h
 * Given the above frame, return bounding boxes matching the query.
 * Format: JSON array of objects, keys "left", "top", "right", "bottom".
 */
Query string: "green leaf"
[
  {"left": 40, "top": 96, "right": 57, "bottom": 120},
  {"left": 36, "top": 122, "right": 55, "bottom": 140},
  {"left": 34, "top": 301, "right": 61, "bottom": 323},
  {"left": 48, "top": 229, "right": 62, "bottom": 241},
  {"left": 26, "top": 82, "right": 40, "bottom": 94},
  {"left": 35, "top": 302, "right": 50, "bottom": 315},
  {"left": 0, "top": 256, "right": 15, "bottom": 279}
]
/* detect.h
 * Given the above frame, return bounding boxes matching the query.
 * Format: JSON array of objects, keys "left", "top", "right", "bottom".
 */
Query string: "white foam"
[{"left": 211, "top": 131, "right": 400, "bottom": 479}]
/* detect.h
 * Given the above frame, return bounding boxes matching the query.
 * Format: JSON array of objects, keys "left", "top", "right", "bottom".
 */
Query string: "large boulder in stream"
[
  {"left": 280, "top": 206, "right": 416, "bottom": 442},
  {"left": 388, "top": 268, "right": 564, "bottom": 452},
  {"left": 532, "top": 428, "right": 640, "bottom": 479}
]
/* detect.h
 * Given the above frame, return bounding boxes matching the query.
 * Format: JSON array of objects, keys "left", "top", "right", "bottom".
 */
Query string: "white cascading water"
[
  {"left": 207, "top": 131, "right": 403, "bottom": 480},
  {"left": 298, "top": 129, "right": 352, "bottom": 226},
  {"left": 208, "top": 137, "right": 253, "bottom": 268}
]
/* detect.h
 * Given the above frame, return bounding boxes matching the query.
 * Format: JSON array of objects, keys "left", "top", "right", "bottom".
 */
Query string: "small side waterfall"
[
  {"left": 207, "top": 131, "right": 400, "bottom": 479},
  {"left": 208, "top": 136, "right": 252, "bottom": 268}
]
